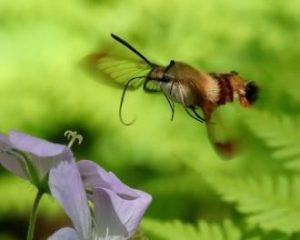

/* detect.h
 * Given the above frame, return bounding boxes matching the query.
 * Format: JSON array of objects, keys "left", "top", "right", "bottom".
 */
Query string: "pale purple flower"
[
  {"left": 0, "top": 131, "right": 73, "bottom": 183},
  {"left": 48, "top": 160, "right": 152, "bottom": 240}
]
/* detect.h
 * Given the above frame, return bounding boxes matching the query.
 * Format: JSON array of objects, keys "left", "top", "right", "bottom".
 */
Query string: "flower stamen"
[{"left": 64, "top": 130, "right": 83, "bottom": 148}]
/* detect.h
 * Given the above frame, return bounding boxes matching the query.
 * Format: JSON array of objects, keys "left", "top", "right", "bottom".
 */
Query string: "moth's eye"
[{"left": 162, "top": 75, "right": 171, "bottom": 83}]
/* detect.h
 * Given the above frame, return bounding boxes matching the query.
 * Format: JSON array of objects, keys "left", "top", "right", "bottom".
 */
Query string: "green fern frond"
[
  {"left": 141, "top": 218, "right": 241, "bottom": 240},
  {"left": 206, "top": 174, "right": 300, "bottom": 234},
  {"left": 245, "top": 110, "right": 300, "bottom": 170}
]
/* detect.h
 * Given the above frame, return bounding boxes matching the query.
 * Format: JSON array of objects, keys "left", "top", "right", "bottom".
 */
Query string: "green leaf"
[
  {"left": 206, "top": 174, "right": 300, "bottom": 234},
  {"left": 245, "top": 110, "right": 300, "bottom": 170}
]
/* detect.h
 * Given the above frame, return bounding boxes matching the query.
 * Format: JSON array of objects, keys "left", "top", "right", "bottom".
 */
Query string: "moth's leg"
[
  {"left": 163, "top": 92, "right": 175, "bottom": 121},
  {"left": 190, "top": 106, "right": 206, "bottom": 122},
  {"left": 184, "top": 106, "right": 205, "bottom": 123}
]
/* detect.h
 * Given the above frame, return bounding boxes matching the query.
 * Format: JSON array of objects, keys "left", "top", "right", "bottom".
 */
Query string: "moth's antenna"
[{"left": 111, "top": 33, "right": 154, "bottom": 67}]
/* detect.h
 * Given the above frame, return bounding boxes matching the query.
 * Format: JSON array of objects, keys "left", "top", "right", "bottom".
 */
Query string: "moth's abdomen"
[
  {"left": 209, "top": 73, "right": 234, "bottom": 106},
  {"left": 203, "top": 76, "right": 220, "bottom": 103}
]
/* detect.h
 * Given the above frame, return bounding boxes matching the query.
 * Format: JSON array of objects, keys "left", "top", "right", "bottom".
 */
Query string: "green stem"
[{"left": 27, "top": 190, "right": 43, "bottom": 240}]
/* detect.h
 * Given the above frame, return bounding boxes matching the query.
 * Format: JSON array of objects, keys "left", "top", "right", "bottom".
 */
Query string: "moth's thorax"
[
  {"left": 160, "top": 81, "right": 197, "bottom": 106},
  {"left": 163, "top": 62, "right": 210, "bottom": 106}
]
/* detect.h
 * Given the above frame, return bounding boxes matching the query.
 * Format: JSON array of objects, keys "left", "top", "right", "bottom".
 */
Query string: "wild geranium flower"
[
  {"left": 0, "top": 130, "right": 73, "bottom": 186},
  {"left": 49, "top": 160, "right": 152, "bottom": 240},
  {"left": 0, "top": 130, "right": 77, "bottom": 240}
]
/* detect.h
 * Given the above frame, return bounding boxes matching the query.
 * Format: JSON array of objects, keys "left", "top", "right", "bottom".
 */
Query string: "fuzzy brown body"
[{"left": 148, "top": 62, "right": 240, "bottom": 121}]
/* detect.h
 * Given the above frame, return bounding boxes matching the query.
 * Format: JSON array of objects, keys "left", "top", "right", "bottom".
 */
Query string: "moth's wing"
[
  {"left": 83, "top": 52, "right": 152, "bottom": 90},
  {"left": 204, "top": 103, "right": 242, "bottom": 159}
]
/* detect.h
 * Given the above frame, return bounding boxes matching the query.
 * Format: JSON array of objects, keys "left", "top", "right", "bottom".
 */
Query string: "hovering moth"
[{"left": 84, "top": 34, "right": 259, "bottom": 158}]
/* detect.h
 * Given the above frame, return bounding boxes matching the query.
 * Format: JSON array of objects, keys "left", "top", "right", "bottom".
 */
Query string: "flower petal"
[
  {"left": 9, "top": 131, "right": 73, "bottom": 178},
  {"left": 77, "top": 160, "right": 139, "bottom": 198},
  {"left": 93, "top": 187, "right": 152, "bottom": 239},
  {"left": 92, "top": 188, "right": 128, "bottom": 238},
  {"left": 48, "top": 227, "right": 80, "bottom": 240},
  {"left": 0, "top": 134, "right": 28, "bottom": 178},
  {"left": 9, "top": 131, "right": 67, "bottom": 157},
  {"left": 78, "top": 160, "right": 152, "bottom": 238},
  {"left": 49, "top": 162, "right": 91, "bottom": 240}
]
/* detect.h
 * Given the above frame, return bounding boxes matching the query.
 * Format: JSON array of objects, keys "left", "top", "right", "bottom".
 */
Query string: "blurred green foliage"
[{"left": 0, "top": 0, "right": 300, "bottom": 239}]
